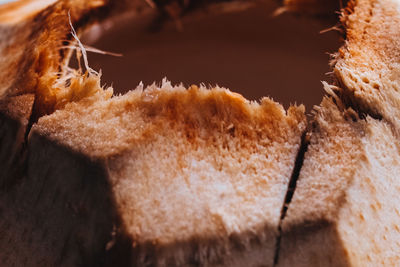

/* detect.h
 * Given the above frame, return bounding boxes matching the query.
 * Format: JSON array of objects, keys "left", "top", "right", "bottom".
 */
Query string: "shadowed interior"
[{"left": 81, "top": 1, "right": 341, "bottom": 110}]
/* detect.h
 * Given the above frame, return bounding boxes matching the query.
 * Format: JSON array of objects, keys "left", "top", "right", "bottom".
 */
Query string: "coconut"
[{"left": 1, "top": 0, "right": 400, "bottom": 266}]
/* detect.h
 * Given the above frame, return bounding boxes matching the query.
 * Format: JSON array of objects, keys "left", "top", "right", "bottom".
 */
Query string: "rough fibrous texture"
[
  {"left": 279, "top": 90, "right": 400, "bottom": 266},
  {"left": 277, "top": 0, "right": 400, "bottom": 265},
  {"left": 334, "top": 0, "right": 400, "bottom": 131},
  {"left": 31, "top": 81, "right": 305, "bottom": 266},
  {"left": 1, "top": 0, "right": 400, "bottom": 266},
  {"left": 0, "top": 0, "right": 106, "bottom": 99}
]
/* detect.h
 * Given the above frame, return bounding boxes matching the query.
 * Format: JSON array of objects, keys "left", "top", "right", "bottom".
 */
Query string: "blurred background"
[
  {"left": 80, "top": 1, "right": 341, "bottom": 111},
  {"left": 0, "top": 0, "right": 16, "bottom": 4}
]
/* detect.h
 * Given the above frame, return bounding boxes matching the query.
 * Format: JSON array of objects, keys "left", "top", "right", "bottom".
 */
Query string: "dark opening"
[{"left": 81, "top": 1, "right": 342, "bottom": 110}]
